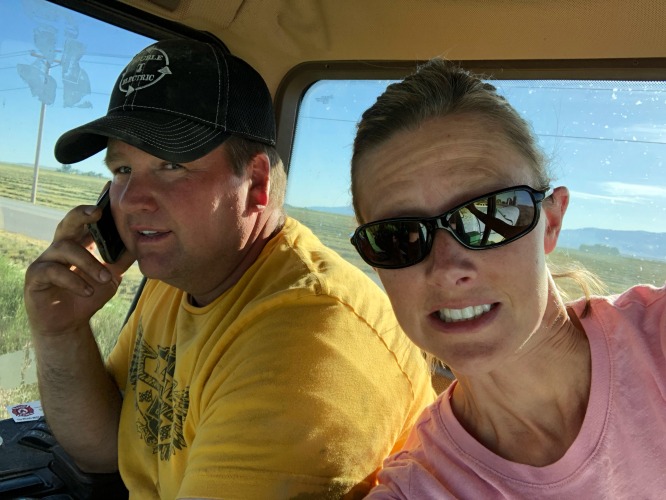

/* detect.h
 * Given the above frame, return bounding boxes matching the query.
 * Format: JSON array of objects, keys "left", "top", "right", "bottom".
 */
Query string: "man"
[{"left": 24, "top": 38, "right": 434, "bottom": 499}]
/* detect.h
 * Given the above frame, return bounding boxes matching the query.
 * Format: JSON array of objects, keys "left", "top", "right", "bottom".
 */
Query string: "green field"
[
  {"left": 548, "top": 247, "right": 666, "bottom": 297},
  {"left": 0, "top": 162, "right": 108, "bottom": 210},
  {"left": 1, "top": 162, "right": 665, "bottom": 417}
]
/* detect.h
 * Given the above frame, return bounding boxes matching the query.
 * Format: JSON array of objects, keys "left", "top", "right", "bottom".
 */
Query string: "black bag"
[{"left": 0, "top": 418, "right": 128, "bottom": 500}]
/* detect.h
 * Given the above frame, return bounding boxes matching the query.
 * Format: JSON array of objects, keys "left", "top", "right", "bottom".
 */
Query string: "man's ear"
[
  {"left": 246, "top": 153, "right": 271, "bottom": 212},
  {"left": 543, "top": 186, "right": 569, "bottom": 254}
]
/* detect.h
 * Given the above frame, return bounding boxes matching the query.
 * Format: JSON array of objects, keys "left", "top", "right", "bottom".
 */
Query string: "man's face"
[{"left": 106, "top": 139, "right": 251, "bottom": 300}]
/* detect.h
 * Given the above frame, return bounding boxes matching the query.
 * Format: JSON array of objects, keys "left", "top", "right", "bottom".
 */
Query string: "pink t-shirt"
[{"left": 368, "top": 284, "right": 666, "bottom": 499}]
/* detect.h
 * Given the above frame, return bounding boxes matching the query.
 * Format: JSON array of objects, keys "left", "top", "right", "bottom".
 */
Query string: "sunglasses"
[{"left": 350, "top": 185, "right": 552, "bottom": 269}]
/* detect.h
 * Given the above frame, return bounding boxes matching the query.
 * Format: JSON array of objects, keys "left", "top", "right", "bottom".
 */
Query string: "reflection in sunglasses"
[{"left": 350, "top": 185, "right": 551, "bottom": 269}]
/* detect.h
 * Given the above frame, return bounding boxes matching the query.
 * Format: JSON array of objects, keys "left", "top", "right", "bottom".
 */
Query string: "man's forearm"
[{"left": 33, "top": 326, "right": 122, "bottom": 473}]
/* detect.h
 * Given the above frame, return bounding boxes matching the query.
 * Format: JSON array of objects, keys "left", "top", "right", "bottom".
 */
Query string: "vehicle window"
[
  {"left": 287, "top": 78, "right": 666, "bottom": 297},
  {"left": 0, "top": 0, "right": 153, "bottom": 418}
]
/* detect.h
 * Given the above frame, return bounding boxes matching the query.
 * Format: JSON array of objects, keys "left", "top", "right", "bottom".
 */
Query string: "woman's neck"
[{"left": 450, "top": 302, "right": 591, "bottom": 466}]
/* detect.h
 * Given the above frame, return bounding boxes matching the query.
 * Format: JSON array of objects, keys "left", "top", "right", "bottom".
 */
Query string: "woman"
[{"left": 350, "top": 58, "right": 666, "bottom": 498}]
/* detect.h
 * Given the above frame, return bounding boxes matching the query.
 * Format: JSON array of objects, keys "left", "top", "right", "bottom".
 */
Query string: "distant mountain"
[
  {"left": 558, "top": 228, "right": 666, "bottom": 262},
  {"left": 306, "top": 205, "right": 355, "bottom": 216}
]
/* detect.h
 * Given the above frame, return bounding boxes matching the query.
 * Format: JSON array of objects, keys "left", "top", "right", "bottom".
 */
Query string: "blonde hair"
[{"left": 550, "top": 264, "right": 608, "bottom": 317}]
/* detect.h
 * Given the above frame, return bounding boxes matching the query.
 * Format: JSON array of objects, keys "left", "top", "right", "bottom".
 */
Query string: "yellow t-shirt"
[{"left": 107, "top": 217, "right": 435, "bottom": 499}]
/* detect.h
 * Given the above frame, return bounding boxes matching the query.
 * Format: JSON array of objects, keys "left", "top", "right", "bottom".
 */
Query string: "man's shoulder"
[
  {"left": 252, "top": 218, "right": 408, "bottom": 340},
  {"left": 270, "top": 216, "right": 386, "bottom": 297}
]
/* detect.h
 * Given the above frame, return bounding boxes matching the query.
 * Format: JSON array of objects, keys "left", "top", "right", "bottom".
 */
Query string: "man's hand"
[{"left": 24, "top": 204, "right": 135, "bottom": 337}]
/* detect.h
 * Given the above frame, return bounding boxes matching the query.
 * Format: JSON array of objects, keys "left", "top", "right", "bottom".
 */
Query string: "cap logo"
[{"left": 119, "top": 47, "right": 173, "bottom": 97}]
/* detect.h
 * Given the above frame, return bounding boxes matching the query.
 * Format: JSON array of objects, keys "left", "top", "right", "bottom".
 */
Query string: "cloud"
[
  {"left": 602, "top": 182, "right": 666, "bottom": 197},
  {"left": 614, "top": 124, "right": 666, "bottom": 142},
  {"left": 570, "top": 182, "right": 666, "bottom": 207},
  {"left": 569, "top": 190, "right": 640, "bottom": 204}
]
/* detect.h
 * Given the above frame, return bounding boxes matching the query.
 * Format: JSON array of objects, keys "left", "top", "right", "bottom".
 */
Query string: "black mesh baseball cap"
[{"left": 55, "top": 39, "right": 276, "bottom": 164}]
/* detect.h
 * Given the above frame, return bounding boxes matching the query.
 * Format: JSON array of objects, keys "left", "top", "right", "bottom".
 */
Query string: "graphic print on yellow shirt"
[{"left": 129, "top": 321, "right": 188, "bottom": 461}]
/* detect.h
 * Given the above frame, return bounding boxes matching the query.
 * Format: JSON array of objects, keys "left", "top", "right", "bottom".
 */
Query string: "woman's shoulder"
[
  {"left": 570, "top": 283, "right": 666, "bottom": 317},
  {"left": 581, "top": 283, "right": 666, "bottom": 359},
  {"left": 610, "top": 283, "right": 666, "bottom": 308},
  {"left": 583, "top": 284, "right": 666, "bottom": 324}
]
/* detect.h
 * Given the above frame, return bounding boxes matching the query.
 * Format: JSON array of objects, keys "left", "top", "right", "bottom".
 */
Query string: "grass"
[
  {"left": 0, "top": 229, "right": 50, "bottom": 268},
  {"left": 548, "top": 247, "right": 666, "bottom": 297},
  {"left": 0, "top": 255, "right": 31, "bottom": 353},
  {"left": 0, "top": 227, "right": 143, "bottom": 420},
  {"left": 0, "top": 230, "right": 144, "bottom": 351},
  {"left": 0, "top": 162, "right": 108, "bottom": 210},
  {"left": 0, "top": 385, "right": 39, "bottom": 419}
]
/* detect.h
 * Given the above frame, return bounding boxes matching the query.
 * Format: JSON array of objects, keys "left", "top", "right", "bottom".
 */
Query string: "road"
[{"left": 0, "top": 196, "right": 64, "bottom": 242}]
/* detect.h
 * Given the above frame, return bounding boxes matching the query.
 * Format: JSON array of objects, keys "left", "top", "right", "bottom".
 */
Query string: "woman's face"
[{"left": 354, "top": 114, "right": 564, "bottom": 375}]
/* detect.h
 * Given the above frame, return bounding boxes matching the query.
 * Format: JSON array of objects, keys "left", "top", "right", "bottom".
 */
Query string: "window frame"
[
  {"left": 275, "top": 58, "right": 666, "bottom": 171},
  {"left": 48, "top": 0, "right": 218, "bottom": 44}
]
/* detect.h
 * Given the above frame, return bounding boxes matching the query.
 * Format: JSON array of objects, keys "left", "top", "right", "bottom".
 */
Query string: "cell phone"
[{"left": 88, "top": 184, "right": 125, "bottom": 263}]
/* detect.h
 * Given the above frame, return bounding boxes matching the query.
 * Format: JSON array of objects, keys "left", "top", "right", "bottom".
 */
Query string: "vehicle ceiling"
[{"left": 118, "top": 0, "right": 666, "bottom": 95}]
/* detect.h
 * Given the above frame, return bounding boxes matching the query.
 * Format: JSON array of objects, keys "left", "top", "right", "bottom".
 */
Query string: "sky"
[
  {"left": 2, "top": 0, "right": 666, "bottom": 234},
  {"left": 288, "top": 79, "right": 666, "bottom": 233},
  {"left": 0, "top": 0, "right": 153, "bottom": 174}
]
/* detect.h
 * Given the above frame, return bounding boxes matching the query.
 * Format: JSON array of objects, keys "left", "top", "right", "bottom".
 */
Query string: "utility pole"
[
  {"left": 30, "top": 58, "right": 51, "bottom": 204},
  {"left": 17, "top": 27, "right": 90, "bottom": 205}
]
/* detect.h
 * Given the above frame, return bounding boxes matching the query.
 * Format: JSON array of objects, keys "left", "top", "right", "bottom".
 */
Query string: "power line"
[
  {"left": 0, "top": 51, "right": 32, "bottom": 60},
  {"left": 0, "top": 86, "right": 111, "bottom": 99},
  {"left": 297, "top": 115, "right": 666, "bottom": 146},
  {"left": 84, "top": 51, "right": 142, "bottom": 60},
  {"left": 83, "top": 60, "right": 128, "bottom": 67},
  {"left": 0, "top": 86, "right": 30, "bottom": 92},
  {"left": 537, "top": 132, "right": 666, "bottom": 146},
  {"left": 496, "top": 81, "right": 666, "bottom": 93}
]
